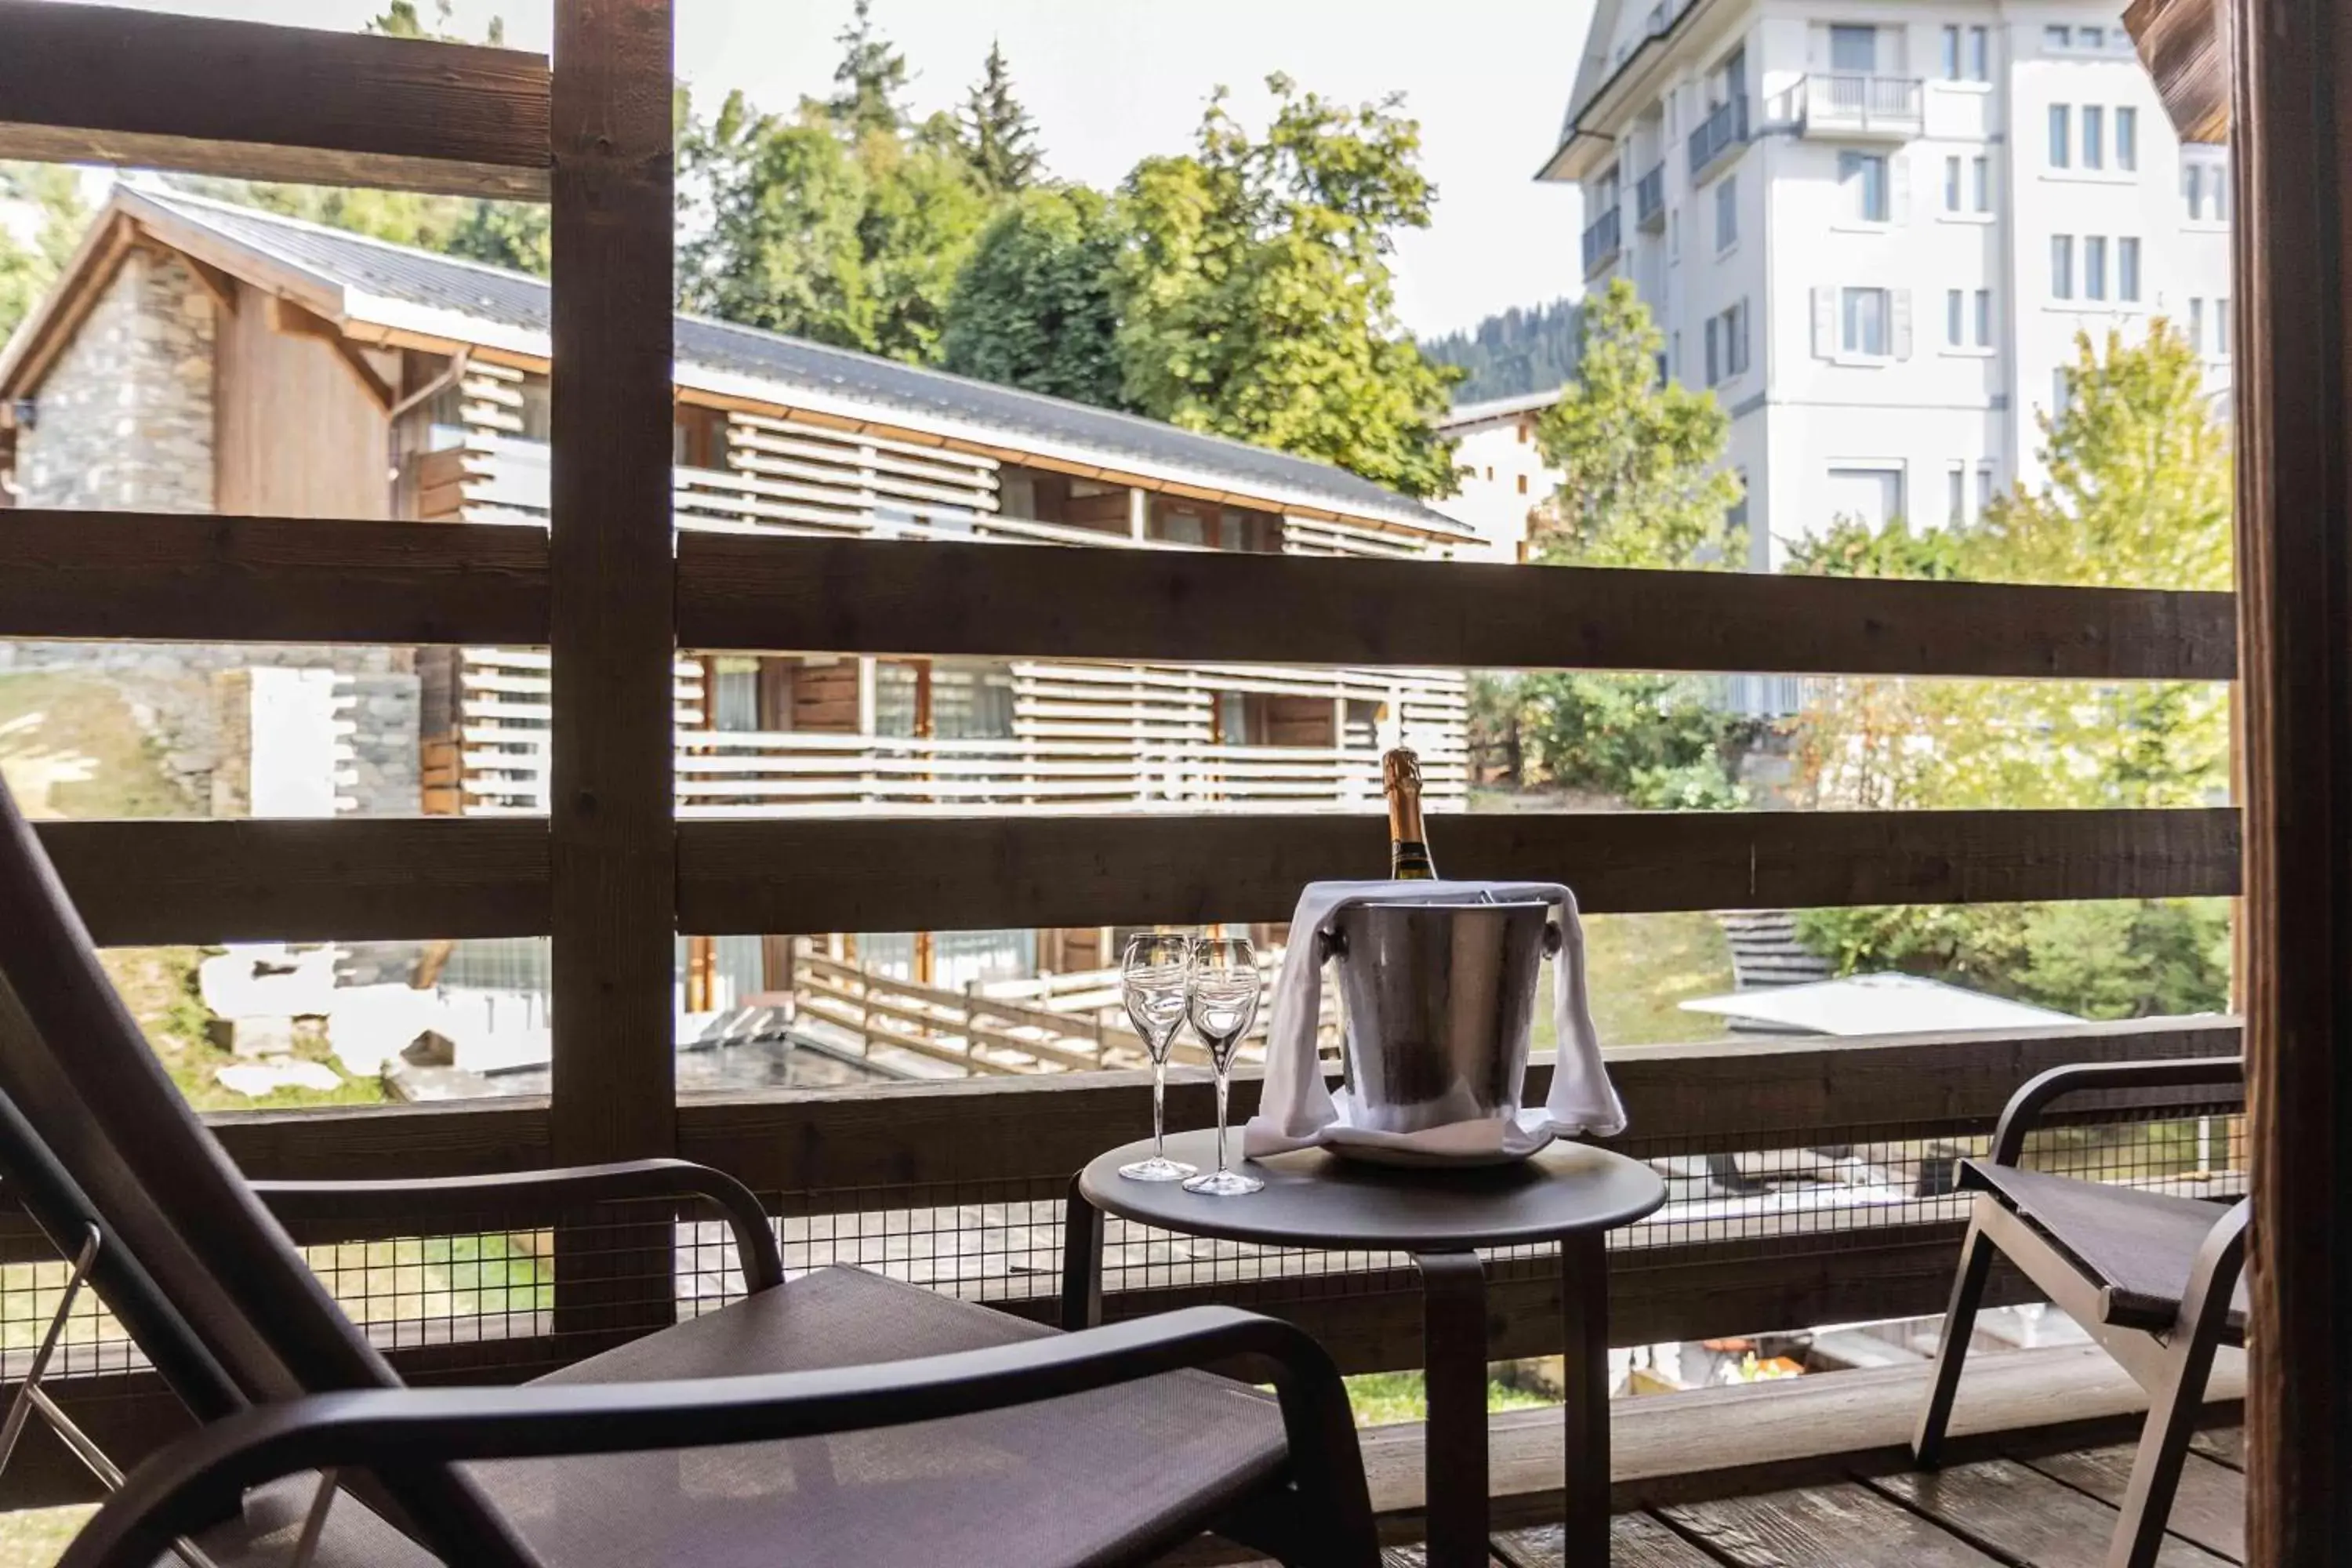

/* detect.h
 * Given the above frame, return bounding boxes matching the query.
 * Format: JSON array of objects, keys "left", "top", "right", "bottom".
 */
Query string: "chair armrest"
[
  {"left": 61, "top": 1306, "right": 1366, "bottom": 1568},
  {"left": 2182, "top": 1197, "right": 2252, "bottom": 1333},
  {"left": 252, "top": 1158, "right": 785, "bottom": 1293},
  {"left": 1988, "top": 1055, "right": 2244, "bottom": 1167}
]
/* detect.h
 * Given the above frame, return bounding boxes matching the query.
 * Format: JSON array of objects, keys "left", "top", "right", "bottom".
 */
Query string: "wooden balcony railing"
[{"left": 0, "top": 0, "right": 2263, "bottom": 1514}]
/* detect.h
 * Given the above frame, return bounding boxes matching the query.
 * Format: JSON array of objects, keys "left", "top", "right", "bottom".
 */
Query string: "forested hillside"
[{"left": 1423, "top": 298, "right": 1581, "bottom": 404}]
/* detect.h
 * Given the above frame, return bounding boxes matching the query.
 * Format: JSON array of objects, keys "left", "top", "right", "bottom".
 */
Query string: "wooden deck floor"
[{"left": 1381, "top": 1427, "right": 2246, "bottom": 1567}]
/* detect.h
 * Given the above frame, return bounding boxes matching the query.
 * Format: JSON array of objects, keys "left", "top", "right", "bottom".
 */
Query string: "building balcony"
[
  {"left": 1635, "top": 163, "right": 1667, "bottom": 232},
  {"left": 1788, "top": 73, "right": 1926, "bottom": 140},
  {"left": 1581, "top": 205, "right": 1624, "bottom": 277},
  {"left": 1687, "top": 96, "right": 1750, "bottom": 183}
]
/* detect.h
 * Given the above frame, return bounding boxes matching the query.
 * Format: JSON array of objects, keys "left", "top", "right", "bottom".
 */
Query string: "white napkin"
[{"left": 1242, "top": 880, "right": 1625, "bottom": 1159}]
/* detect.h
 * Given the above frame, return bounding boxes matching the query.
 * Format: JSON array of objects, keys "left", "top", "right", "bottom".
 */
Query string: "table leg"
[
  {"left": 1415, "top": 1250, "right": 1490, "bottom": 1568},
  {"left": 1059, "top": 1172, "right": 1102, "bottom": 1330},
  {"left": 1560, "top": 1230, "right": 1610, "bottom": 1566}
]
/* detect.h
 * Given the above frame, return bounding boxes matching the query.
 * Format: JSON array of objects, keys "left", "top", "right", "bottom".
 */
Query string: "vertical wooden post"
[
  {"left": 547, "top": 0, "right": 677, "bottom": 1166},
  {"left": 2232, "top": 0, "right": 2352, "bottom": 1555},
  {"left": 546, "top": 0, "right": 677, "bottom": 1349}
]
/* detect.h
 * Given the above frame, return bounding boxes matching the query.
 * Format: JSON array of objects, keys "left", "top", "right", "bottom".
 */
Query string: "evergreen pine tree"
[
  {"left": 958, "top": 41, "right": 1044, "bottom": 193},
  {"left": 827, "top": 0, "right": 911, "bottom": 140}
]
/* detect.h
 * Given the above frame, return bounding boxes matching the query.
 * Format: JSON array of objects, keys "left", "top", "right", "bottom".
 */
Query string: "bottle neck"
[{"left": 1387, "top": 788, "right": 1436, "bottom": 880}]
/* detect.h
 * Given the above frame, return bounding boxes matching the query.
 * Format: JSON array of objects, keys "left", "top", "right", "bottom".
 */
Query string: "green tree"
[
  {"left": 958, "top": 41, "right": 1044, "bottom": 194},
  {"left": 1783, "top": 513, "right": 1964, "bottom": 579},
  {"left": 1790, "top": 320, "right": 2234, "bottom": 1017},
  {"left": 1529, "top": 278, "right": 1742, "bottom": 568},
  {"left": 940, "top": 185, "right": 1127, "bottom": 405},
  {"left": 827, "top": 0, "right": 913, "bottom": 140},
  {"left": 1114, "top": 76, "right": 1461, "bottom": 498},
  {"left": 0, "top": 162, "right": 88, "bottom": 342},
  {"left": 681, "top": 86, "right": 991, "bottom": 361}
]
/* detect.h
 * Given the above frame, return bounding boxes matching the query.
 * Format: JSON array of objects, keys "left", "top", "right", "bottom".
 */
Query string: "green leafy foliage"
[
  {"left": 940, "top": 186, "right": 1129, "bottom": 406},
  {"left": 1110, "top": 77, "right": 1462, "bottom": 498},
  {"left": 1783, "top": 514, "right": 1964, "bottom": 579},
  {"left": 1790, "top": 321, "right": 2234, "bottom": 1018},
  {"left": 678, "top": 6, "right": 993, "bottom": 364},
  {"left": 0, "top": 163, "right": 87, "bottom": 343},
  {"left": 1482, "top": 670, "right": 1753, "bottom": 811},
  {"left": 1530, "top": 279, "right": 1742, "bottom": 568}
]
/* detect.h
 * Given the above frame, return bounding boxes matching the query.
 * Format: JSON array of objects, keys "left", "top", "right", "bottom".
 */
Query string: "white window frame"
[
  {"left": 1839, "top": 151, "right": 1890, "bottom": 224},
  {"left": 2084, "top": 234, "right": 2107, "bottom": 301},
  {"left": 1715, "top": 174, "right": 1739, "bottom": 252},
  {"left": 1842, "top": 286, "right": 1891, "bottom": 358},
  {"left": 2082, "top": 105, "right": 2103, "bottom": 170},
  {"left": 2052, "top": 234, "right": 2074, "bottom": 299},
  {"left": 2116, "top": 106, "right": 2138, "bottom": 171},
  {"left": 2118, "top": 237, "right": 2141, "bottom": 303},
  {"left": 2049, "top": 103, "right": 2071, "bottom": 168}
]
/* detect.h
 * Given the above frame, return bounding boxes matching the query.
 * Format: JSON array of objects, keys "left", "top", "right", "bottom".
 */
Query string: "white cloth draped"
[{"left": 1242, "top": 880, "right": 1625, "bottom": 1160}]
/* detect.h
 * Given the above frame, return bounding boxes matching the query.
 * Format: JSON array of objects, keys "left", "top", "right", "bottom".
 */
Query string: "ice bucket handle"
[{"left": 1316, "top": 919, "right": 1563, "bottom": 963}]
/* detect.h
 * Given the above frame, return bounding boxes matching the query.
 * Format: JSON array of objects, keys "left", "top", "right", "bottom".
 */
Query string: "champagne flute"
[
  {"left": 1118, "top": 934, "right": 1197, "bottom": 1181},
  {"left": 1181, "top": 936, "right": 1265, "bottom": 1196}
]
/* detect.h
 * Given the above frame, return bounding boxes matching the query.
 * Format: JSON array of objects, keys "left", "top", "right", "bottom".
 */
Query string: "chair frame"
[
  {"left": 46, "top": 1156, "right": 1378, "bottom": 1568},
  {"left": 1911, "top": 1055, "right": 2248, "bottom": 1568}
]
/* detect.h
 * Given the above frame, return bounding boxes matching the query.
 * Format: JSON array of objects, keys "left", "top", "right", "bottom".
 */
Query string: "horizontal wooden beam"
[
  {"left": 108, "top": 1017, "right": 2233, "bottom": 1201},
  {"left": 677, "top": 807, "right": 2242, "bottom": 936},
  {"left": 0, "top": 2, "right": 551, "bottom": 200},
  {"left": 676, "top": 535, "right": 2239, "bottom": 681},
  {"left": 0, "top": 512, "right": 550, "bottom": 646},
  {"left": 38, "top": 819, "right": 549, "bottom": 945}
]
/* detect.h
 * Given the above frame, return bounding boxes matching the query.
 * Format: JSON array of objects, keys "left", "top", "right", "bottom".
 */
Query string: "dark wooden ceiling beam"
[
  {"left": 0, "top": 512, "right": 549, "bottom": 646},
  {"left": 676, "top": 534, "right": 2238, "bottom": 681},
  {"left": 0, "top": 1, "right": 551, "bottom": 200}
]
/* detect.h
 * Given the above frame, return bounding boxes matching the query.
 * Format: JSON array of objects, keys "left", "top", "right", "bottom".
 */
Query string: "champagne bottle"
[{"left": 1382, "top": 747, "right": 1439, "bottom": 880}]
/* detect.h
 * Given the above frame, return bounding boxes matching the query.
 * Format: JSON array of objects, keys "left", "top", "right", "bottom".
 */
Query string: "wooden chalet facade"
[{"left": 0, "top": 187, "right": 1474, "bottom": 999}]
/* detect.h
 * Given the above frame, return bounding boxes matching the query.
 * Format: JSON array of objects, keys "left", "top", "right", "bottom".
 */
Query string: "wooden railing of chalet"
[{"left": 0, "top": 0, "right": 2247, "bottom": 1508}]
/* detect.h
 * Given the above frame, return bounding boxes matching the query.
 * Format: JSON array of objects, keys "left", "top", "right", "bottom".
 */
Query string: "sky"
[{"left": 64, "top": 0, "right": 1596, "bottom": 339}]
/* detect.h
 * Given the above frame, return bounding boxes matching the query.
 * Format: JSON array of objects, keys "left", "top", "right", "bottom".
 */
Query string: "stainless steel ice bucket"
[{"left": 1319, "top": 900, "right": 1561, "bottom": 1135}]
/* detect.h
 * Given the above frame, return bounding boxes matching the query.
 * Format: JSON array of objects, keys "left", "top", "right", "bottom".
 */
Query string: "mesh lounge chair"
[
  {"left": 0, "top": 775, "right": 1377, "bottom": 1568},
  {"left": 1911, "top": 1056, "right": 2248, "bottom": 1568}
]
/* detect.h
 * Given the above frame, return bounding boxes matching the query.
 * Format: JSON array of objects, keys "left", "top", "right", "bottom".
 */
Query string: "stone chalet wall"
[
  {"left": 18, "top": 251, "right": 215, "bottom": 514},
  {"left": 5, "top": 251, "right": 422, "bottom": 822}
]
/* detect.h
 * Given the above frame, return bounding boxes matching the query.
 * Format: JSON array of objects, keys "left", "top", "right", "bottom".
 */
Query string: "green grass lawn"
[
  {"left": 1529, "top": 909, "right": 1737, "bottom": 1054},
  {"left": 1344, "top": 1369, "right": 1557, "bottom": 1426},
  {"left": 0, "top": 1506, "right": 93, "bottom": 1567}
]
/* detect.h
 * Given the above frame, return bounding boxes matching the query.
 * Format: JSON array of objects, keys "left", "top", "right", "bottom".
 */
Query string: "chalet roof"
[
  {"left": 1679, "top": 974, "right": 2081, "bottom": 1037},
  {"left": 15, "top": 187, "right": 1469, "bottom": 540},
  {"left": 1438, "top": 387, "right": 1566, "bottom": 430}
]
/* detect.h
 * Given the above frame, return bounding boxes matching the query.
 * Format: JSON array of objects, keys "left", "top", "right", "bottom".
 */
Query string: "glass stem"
[
  {"left": 1214, "top": 1062, "right": 1231, "bottom": 1176},
  {"left": 1151, "top": 1051, "right": 1167, "bottom": 1161}
]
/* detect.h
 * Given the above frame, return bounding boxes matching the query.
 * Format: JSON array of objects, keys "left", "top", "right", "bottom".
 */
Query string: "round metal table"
[{"left": 1061, "top": 1128, "right": 1666, "bottom": 1568}]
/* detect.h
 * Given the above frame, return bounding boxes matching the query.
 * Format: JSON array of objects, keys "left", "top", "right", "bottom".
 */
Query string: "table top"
[{"left": 1077, "top": 1129, "right": 1667, "bottom": 1252}]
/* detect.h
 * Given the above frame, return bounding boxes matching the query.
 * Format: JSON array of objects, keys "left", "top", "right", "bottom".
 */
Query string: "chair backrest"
[
  {"left": 0, "top": 778, "right": 540, "bottom": 1563},
  {"left": 0, "top": 780, "right": 397, "bottom": 1408}
]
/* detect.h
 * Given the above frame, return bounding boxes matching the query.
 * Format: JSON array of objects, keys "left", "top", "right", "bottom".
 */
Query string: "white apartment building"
[{"left": 1539, "top": 0, "right": 2235, "bottom": 569}]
